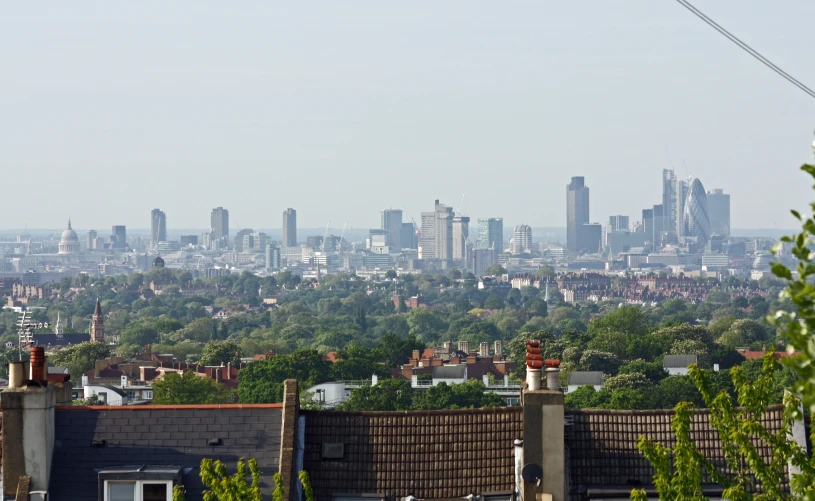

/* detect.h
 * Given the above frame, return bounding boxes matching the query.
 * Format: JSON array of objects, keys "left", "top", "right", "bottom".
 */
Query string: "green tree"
[
  {"left": 564, "top": 386, "right": 610, "bottom": 409},
  {"left": 412, "top": 380, "right": 505, "bottom": 410},
  {"left": 330, "top": 345, "right": 390, "bottom": 380},
  {"left": 119, "top": 320, "right": 160, "bottom": 347},
  {"left": 152, "top": 371, "right": 235, "bottom": 405},
  {"left": 588, "top": 305, "right": 651, "bottom": 337},
  {"left": 716, "top": 319, "right": 772, "bottom": 348},
  {"left": 238, "top": 350, "right": 331, "bottom": 403},
  {"left": 48, "top": 342, "right": 110, "bottom": 380},
  {"left": 199, "top": 340, "right": 242, "bottom": 367},
  {"left": 632, "top": 354, "right": 815, "bottom": 501},
  {"left": 337, "top": 378, "right": 413, "bottom": 411},
  {"left": 200, "top": 458, "right": 261, "bottom": 501},
  {"left": 371, "top": 333, "right": 424, "bottom": 369},
  {"left": 483, "top": 264, "right": 507, "bottom": 277},
  {"left": 534, "top": 265, "right": 556, "bottom": 279}
]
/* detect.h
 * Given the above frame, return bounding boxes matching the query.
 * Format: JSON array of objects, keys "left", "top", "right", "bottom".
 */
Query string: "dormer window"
[{"left": 98, "top": 466, "right": 182, "bottom": 501}]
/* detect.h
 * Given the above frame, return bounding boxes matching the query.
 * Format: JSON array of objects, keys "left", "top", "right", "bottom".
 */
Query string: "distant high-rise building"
[
  {"left": 150, "top": 209, "right": 166, "bottom": 248},
  {"left": 707, "top": 189, "right": 731, "bottom": 237},
  {"left": 265, "top": 244, "right": 281, "bottom": 270},
  {"left": 179, "top": 235, "right": 198, "bottom": 247},
  {"left": 86, "top": 230, "right": 97, "bottom": 250},
  {"left": 381, "top": 209, "right": 404, "bottom": 250},
  {"left": 111, "top": 225, "right": 127, "bottom": 249},
  {"left": 211, "top": 207, "right": 229, "bottom": 250},
  {"left": 566, "top": 177, "right": 590, "bottom": 252},
  {"left": 234, "top": 228, "right": 254, "bottom": 252},
  {"left": 452, "top": 216, "right": 470, "bottom": 260},
  {"left": 676, "top": 178, "right": 691, "bottom": 238},
  {"left": 400, "top": 222, "right": 417, "bottom": 250},
  {"left": 476, "top": 218, "right": 503, "bottom": 251},
  {"left": 683, "top": 178, "right": 712, "bottom": 244},
  {"left": 420, "top": 200, "right": 453, "bottom": 260},
  {"left": 578, "top": 223, "right": 602, "bottom": 254},
  {"left": 511, "top": 224, "right": 532, "bottom": 255},
  {"left": 608, "top": 215, "right": 629, "bottom": 232},
  {"left": 282, "top": 208, "right": 297, "bottom": 247},
  {"left": 662, "top": 169, "right": 678, "bottom": 237},
  {"left": 472, "top": 249, "right": 498, "bottom": 277}
]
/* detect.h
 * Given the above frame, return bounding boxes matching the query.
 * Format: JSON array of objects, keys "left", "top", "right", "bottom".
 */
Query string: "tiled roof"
[
  {"left": 565, "top": 406, "right": 786, "bottom": 501},
  {"left": 302, "top": 407, "right": 522, "bottom": 500},
  {"left": 51, "top": 405, "right": 283, "bottom": 501}
]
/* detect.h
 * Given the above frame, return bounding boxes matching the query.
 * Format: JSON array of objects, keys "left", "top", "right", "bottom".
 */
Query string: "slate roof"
[
  {"left": 431, "top": 364, "right": 466, "bottom": 379},
  {"left": 51, "top": 404, "right": 283, "bottom": 501},
  {"left": 663, "top": 354, "right": 698, "bottom": 368},
  {"left": 565, "top": 406, "right": 787, "bottom": 501},
  {"left": 302, "top": 407, "right": 522, "bottom": 500},
  {"left": 567, "top": 371, "right": 604, "bottom": 386}
]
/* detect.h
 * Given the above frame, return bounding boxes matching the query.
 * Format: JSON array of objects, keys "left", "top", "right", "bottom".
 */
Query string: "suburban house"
[
  {"left": 566, "top": 371, "right": 604, "bottom": 393},
  {"left": 663, "top": 354, "right": 698, "bottom": 376},
  {"left": 0, "top": 346, "right": 804, "bottom": 501}
]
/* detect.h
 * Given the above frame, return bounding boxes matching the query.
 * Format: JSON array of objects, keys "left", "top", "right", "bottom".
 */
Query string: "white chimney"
[
  {"left": 121, "top": 375, "right": 128, "bottom": 388},
  {"left": 371, "top": 374, "right": 379, "bottom": 386},
  {"left": 81, "top": 375, "right": 89, "bottom": 387}
]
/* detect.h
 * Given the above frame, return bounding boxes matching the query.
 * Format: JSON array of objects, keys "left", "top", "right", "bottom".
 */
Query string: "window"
[
  {"left": 143, "top": 390, "right": 153, "bottom": 400},
  {"left": 98, "top": 392, "right": 108, "bottom": 403},
  {"left": 104, "top": 481, "right": 172, "bottom": 501},
  {"left": 98, "top": 466, "right": 181, "bottom": 501}
]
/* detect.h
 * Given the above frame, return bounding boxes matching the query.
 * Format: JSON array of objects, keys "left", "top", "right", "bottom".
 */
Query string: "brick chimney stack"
[
  {"left": 458, "top": 341, "right": 469, "bottom": 354},
  {"left": 479, "top": 342, "right": 490, "bottom": 357}
]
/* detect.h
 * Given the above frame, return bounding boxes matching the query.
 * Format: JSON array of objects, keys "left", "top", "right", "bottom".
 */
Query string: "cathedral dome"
[{"left": 59, "top": 219, "right": 81, "bottom": 255}]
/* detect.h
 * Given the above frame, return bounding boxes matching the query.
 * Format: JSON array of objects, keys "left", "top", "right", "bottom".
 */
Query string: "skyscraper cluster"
[{"left": 568, "top": 169, "right": 731, "bottom": 256}]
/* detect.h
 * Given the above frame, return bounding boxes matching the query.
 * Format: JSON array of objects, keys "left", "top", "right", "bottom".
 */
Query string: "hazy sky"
[{"left": 2, "top": 1, "right": 814, "bottom": 232}]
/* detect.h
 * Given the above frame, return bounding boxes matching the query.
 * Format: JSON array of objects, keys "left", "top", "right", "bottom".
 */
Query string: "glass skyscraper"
[
  {"left": 477, "top": 218, "right": 503, "bottom": 251},
  {"left": 683, "top": 178, "right": 712, "bottom": 244},
  {"left": 707, "top": 189, "right": 731, "bottom": 237}
]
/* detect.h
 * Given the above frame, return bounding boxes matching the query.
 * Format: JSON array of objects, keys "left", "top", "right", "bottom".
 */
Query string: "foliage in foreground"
[
  {"left": 197, "top": 458, "right": 313, "bottom": 501},
  {"left": 632, "top": 144, "right": 815, "bottom": 500}
]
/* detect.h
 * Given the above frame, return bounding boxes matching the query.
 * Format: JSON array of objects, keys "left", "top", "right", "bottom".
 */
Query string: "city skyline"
[{"left": 1, "top": 2, "right": 814, "bottom": 231}]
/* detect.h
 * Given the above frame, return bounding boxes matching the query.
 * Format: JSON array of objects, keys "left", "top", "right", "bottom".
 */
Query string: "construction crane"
[
  {"left": 320, "top": 221, "right": 331, "bottom": 252},
  {"left": 337, "top": 222, "right": 347, "bottom": 252}
]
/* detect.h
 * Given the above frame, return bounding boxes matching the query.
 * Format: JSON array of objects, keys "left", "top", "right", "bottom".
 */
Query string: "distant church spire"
[
  {"left": 90, "top": 298, "right": 104, "bottom": 343},
  {"left": 55, "top": 312, "right": 64, "bottom": 338}
]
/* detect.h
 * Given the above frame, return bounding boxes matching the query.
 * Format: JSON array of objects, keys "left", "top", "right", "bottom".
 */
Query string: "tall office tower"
[
  {"left": 472, "top": 249, "right": 498, "bottom": 277},
  {"left": 86, "top": 230, "right": 97, "bottom": 250},
  {"left": 608, "top": 215, "right": 629, "bottom": 232},
  {"left": 282, "top": 208, "right": 297, "bottom": 247},
  {"left": 452, "top": 216, "right": 470, "bottom": 260},
  {"left": 579, "top": 223, "right": 603, "bottom": 254},
  {"left": 150, "top": 209, "right": 167, "bottom": 248},
  {"left": 420, "top": 200, "right": 453, "bottom": 260},
  {"left": 707, "top": 189, "right": 731, "bottom": 237},
  {"left": 111, "top": 225, "right": 127, "bottom": 249},
  {"left": 476, "top": 218, "right": 504, "bottom": 250},
  {"left": 234, "top": 228, "right": 254, "bottom": 252},
  {"left": 211, "top": 207, "right": 230, "bottom": 250},
  {"left": 684, "top": 178, "right": 712, "bottom": 244},
  {"left": 381, "top": 209, "right": 404, "bottom": 249},
  {"left": 642, "top": 208, "right": 654, "bottom": 237},
  {"left": 662, "top": 169, "right": 677, "bottom": 236},
  {"left": 265, "top": 244, "right": 281, "bottom": 270},
  {"left": 510, "top": 224, "right": 532, "bottom": 255},
  {"left": 566, "top": 177, "right": 590, "bottom": 252},
  {"left": 675, "top": 178, "right": 690, "bottom": 238},
  {"left": 400, "top": 222, "right": 417, "bottom": 250}
]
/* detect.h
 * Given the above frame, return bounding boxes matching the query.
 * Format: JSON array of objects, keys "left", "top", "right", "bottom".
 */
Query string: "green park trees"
[{"left": 152, "top": 371, "right": 235, "bottom": 405}]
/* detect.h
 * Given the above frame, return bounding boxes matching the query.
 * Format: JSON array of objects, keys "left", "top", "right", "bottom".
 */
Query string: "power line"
[{"left": 674, "top": 0, "right": 815, "bottom": 100}]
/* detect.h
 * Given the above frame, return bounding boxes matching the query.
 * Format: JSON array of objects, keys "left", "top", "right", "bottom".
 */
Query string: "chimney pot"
[{"left": 30, "top": 346, "right": 46, "bottom": 381}]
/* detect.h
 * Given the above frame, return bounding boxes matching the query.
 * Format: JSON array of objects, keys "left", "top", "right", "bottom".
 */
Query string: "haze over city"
[{"left": 2, "top": 1, "right": 815, "bottom": 231}]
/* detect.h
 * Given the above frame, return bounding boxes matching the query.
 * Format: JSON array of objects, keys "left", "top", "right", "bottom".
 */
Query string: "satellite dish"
[{"left": 522, "top": 463, "right": 543, "bottom": 485}]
